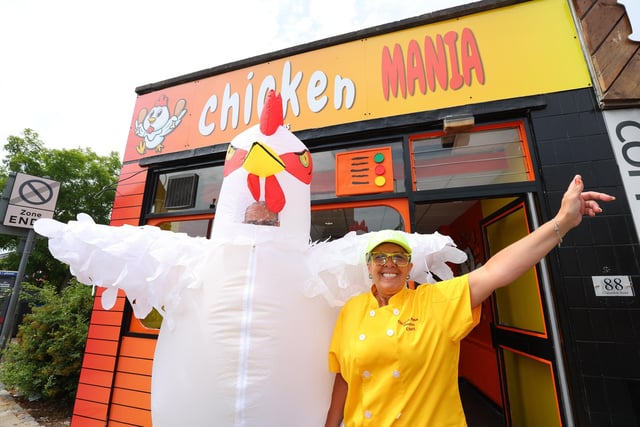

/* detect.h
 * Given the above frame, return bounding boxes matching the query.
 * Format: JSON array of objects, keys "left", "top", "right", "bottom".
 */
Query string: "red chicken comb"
[{"left": 259, "top": 90, "right": 283, "bottom": 136}]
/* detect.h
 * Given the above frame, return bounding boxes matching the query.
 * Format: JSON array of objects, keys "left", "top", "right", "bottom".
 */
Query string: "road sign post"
[
  {"left": 0, "top": 174, "right": 28, "bottom": 238},
  {"left": 0, "top": 228, "right": 34, "bottom": 350},
  {"left": 0, "top": 172, "right": 60, "bottom": 350}
]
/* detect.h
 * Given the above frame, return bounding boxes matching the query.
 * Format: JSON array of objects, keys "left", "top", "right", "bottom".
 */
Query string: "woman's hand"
[{"left": 555, "top": 175, "right": 616, "bottom": 236}]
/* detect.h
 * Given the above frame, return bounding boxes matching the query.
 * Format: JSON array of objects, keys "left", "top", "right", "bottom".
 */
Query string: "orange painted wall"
[
  {"left": 106, "top": 337, "right": 155, "bottom": 426},
  {"left": 72, "top": 291, "right": 125, "bottom": 426},
  {"left": 71, "top": 163, "right": 154, "bottom": 427}
]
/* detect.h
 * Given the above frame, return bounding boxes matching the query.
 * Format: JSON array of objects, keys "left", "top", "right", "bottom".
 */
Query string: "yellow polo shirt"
[{"left": 328, "top": 274, "right": 481, "bottom": 426}]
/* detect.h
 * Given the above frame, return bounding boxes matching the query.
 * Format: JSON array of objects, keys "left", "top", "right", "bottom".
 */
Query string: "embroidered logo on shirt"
[{"left": 398, "top": 317, "right": 418, "bottom": 331}]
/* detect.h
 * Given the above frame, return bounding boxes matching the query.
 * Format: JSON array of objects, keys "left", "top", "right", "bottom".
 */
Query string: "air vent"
[{"left": 164, "top": 174, "right": 199, "bottom": 209}]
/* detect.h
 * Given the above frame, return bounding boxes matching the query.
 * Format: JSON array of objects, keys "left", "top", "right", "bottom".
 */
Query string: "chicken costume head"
[{"left": 212, "top": 90, "right": 313, "bottom": 251}]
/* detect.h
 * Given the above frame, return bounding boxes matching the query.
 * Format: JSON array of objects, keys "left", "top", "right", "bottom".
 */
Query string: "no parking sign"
[{"left": 2, "top": 173, "right": 60, "bottom": 229}]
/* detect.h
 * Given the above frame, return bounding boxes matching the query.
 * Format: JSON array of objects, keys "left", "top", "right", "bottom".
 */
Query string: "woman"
[{"left": 325, "top": 175, "right": 615, "bottom": 426}]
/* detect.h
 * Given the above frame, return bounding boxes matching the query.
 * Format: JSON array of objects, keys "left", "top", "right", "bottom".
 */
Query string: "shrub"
[{"left": 0, "top": 279, "right": 93, "bottom": 407}]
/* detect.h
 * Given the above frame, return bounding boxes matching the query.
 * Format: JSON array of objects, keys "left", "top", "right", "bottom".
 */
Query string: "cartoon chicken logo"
[{"left": 134, "top": 94, "right": 187, "bottom": 154}]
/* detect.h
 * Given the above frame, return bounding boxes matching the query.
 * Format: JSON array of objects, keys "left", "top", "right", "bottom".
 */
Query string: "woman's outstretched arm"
[{"left": 468, "top": 175, "right": 615, "bottom": 308}]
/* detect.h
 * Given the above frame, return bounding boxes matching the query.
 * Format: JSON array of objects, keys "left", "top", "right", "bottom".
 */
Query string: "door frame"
[{"left": 480, "top": 193, "right": 574, "bottom": 426}]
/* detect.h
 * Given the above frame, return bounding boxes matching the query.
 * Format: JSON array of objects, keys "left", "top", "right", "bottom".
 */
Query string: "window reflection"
[
  {"left": 152, "top": 165, "right": 224, "bottom": 214},
  {"left": 311, "top": 206, "right": 405, "bottom": 242},
  {"left": 411, "top": 124, "right": 532, "bottom": 191},
  {"left": 156, "top": 219, "right": 212, "bottom": 238}
]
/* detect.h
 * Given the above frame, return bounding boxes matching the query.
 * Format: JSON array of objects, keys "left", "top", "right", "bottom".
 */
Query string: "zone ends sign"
[{"left": 2, "top": 173, "right": 60, "bottom": 229}]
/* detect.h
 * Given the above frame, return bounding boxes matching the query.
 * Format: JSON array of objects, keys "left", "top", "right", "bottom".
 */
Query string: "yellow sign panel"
[{"left": 125, "top": 0, "right": 590, "bottom": 161}]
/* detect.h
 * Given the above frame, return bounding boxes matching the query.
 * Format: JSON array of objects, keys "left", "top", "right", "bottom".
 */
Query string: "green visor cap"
[{"left": 365, "top": 230, "right": 412, "bottom": 254}]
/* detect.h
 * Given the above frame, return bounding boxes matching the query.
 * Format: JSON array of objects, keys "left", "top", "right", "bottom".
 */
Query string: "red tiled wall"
[{"left": 71, "top": 162, "right": 158, "bottom": 426}]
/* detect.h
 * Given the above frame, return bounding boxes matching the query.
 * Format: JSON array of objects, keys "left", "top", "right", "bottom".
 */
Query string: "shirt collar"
[{"left": 369, "top": 284, "right": 410, "bottom": 308}]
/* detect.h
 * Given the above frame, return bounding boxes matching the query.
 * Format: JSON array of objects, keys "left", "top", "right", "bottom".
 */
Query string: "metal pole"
[
  {"left": 0, "top": 228, "right": 35, "bottom": 351},
  {"left": 526, "top": 192, "right": 575, "bottom": 427}
]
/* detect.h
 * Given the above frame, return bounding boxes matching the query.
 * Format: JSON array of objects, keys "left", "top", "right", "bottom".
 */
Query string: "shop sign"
[
  {"left": 2, "top": 173, "right": 60, "bottom": 229},
  {"left": 603, "top": 109, "right": 640, "bottom": 242}
]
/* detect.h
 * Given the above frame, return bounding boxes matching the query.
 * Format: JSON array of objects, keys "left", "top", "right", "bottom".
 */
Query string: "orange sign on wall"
[{"left": 335, "top": 147, "right": 394, "bottom": 196}]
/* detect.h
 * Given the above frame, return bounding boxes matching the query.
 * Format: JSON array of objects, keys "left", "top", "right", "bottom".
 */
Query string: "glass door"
[{"left": 481, "top": 196, "right": 564, "bottom": 427}]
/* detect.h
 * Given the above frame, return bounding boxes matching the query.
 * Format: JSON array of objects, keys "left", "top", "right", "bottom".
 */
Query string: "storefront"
[{"left": 70, "top": 1, "right": 640, "bottom": 426}]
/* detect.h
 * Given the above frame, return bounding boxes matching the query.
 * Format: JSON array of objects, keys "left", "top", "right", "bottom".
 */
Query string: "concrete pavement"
[{"left": 0, "top": 387, "right": 40, "bottom": 427}]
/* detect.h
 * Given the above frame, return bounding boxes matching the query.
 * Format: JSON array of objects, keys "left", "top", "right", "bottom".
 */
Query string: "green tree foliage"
[
  {"left": 0, "top": 129, "right": 120, "bottom": 411},
  {"left": 0, "top": 279, "right": 93, "bottom": 407},
  {"left": 0, "top": 128, "right": 121, "bottom": 287}
]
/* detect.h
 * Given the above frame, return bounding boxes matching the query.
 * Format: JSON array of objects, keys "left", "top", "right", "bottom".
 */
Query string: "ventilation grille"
[{"left": 164, "top": 174, "right": 199, "bottom": 209}]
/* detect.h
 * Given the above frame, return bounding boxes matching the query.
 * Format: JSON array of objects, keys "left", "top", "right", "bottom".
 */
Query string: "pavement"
[{"left": 0, "top": 386, "right": 41, "bottom": 427}]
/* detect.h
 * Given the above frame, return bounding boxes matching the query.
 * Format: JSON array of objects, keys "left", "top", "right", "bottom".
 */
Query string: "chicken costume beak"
[{"left": 243, "top": 141, "right": 286, "bottom": 177}]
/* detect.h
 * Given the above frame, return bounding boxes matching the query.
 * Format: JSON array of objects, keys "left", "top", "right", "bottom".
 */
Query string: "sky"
[{"left": 0, "top": 0, "right": 467, "bottom": 158}]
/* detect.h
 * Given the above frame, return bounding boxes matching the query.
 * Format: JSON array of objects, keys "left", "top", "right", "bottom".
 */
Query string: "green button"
[{"left": 373, "top": 153, "right": 385, "bottom": 163}]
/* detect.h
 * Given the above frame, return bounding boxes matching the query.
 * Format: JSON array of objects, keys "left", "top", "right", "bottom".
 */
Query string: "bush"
[{"left": 0, "top": 279, "right": 93, "bottom": 407}]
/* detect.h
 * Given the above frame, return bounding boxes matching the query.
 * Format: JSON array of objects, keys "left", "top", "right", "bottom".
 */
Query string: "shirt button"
[
  {"left": 393, "top": 370, "right": 400, "bottom": 378},
  {"left": 387, "top": 329, "right": 394, "bottom": 337},
  {"left": 359, "top": 333, "right": 366, "bottom": 341},
  {"left": 369, "top": 310, "right": 376, "bottom": 317},
  {"left": 363, "top": 370, "right": 371, "bottom": 379},
  {"left": 393, "top": 308, "right": 400, "bottom": 316},
  {"left": 396, "top": 412, "right": 402, "bottom": 419},
  {"left": 364, "top": 410, "right": 372, "bottom": 419}
]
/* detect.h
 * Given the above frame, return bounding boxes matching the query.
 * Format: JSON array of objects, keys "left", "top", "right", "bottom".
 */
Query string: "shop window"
[
  {"left": 151, "top": 165, "right": 224, "bottom": 214},
  {"left": 310, "top": 141, "right": 406, "bottom": 199},
  {"left": 311, "top": 204, "right": 406, "bottom": 242},
  {"left": 155, "top": 218, "right": 213, "bottom": 237},
  {"left": 410, "top": 123, "right": 534, "bottom": 191}
]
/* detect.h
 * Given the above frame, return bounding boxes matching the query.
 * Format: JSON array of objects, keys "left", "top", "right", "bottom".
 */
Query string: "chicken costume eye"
[
  {"left": 225, "top": 145, "right": 236, "bottom": 160},
  {"left": 280, "top": 149, "right": 313, "bottom": 185},
  {"left": 222, "top": 145, "right": 247, "bottom": 177},
  {"left": 299, "top": 150, "right": 310, "bottom": 167}
]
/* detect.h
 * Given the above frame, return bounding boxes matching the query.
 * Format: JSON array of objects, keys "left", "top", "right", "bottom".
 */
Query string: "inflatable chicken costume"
[{"left": 34, "top": 91, "right": 466, "bottom": 426}]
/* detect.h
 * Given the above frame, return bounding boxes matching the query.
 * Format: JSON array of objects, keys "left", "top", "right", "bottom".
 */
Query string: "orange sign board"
[
  {"left": 124, "top": 0, "right": 591, "bottom": 162},
  {"left": 336, "top": 147, "right": 394, "bottom": 196}
]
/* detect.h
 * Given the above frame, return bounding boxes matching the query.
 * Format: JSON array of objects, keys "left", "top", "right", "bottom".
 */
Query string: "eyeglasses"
[{"left": 368, "top": 252, "right": 411, "bottom": 267}]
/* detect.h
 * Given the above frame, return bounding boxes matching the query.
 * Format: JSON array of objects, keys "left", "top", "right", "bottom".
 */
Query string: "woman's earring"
[
  {"left": 406, "top": 275, "right": 410, "bottom": 280},
  {"left": 368, "top": 274, "right": 373, "bottom": 280}
]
